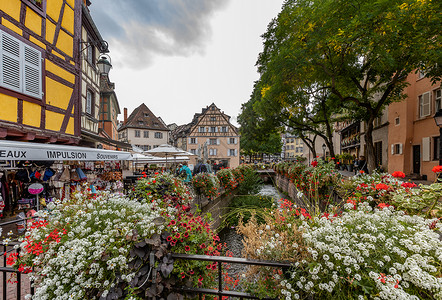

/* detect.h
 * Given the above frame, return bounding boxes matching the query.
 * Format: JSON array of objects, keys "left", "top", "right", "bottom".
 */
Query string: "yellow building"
[
  {"left": 0, "top": 0, "right": 80, "bottom": 143},
  {"left": 284, "top": 135, "right": 305, "bottom": 159}
]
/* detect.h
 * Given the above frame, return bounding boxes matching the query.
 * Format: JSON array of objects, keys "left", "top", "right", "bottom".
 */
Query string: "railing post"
[
  {"left": 3, "top": 245, "right": 6, "bottom": 300},
  {"left": 218, "top": 261, "right": 222, "bottom": 293}
]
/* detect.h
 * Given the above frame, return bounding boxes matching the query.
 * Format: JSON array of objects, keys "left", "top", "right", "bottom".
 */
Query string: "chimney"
[{"left": 124, "top": 108, "right": 128, "bottom": 124}]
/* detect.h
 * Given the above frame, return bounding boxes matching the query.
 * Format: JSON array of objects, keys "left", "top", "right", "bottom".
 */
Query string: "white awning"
[{"left": 0, "top": 140, "right": 132, "bottom": 161}]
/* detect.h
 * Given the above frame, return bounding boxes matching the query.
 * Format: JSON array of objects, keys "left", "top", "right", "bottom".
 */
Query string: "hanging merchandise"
[
  {"left": 16, "top": 212, "right": 26, "bottom": 233},
  {"left": 30, "top": 170, "right": 42, "bottom": 180},
  {"left": 15, "top": 169, "right": 31, "bottom": 183},
  {"left": 42, "top": 168, "right": 55, "bottom": 181},
  {"left": 76, "top": 167, "right": 87, "bottom": 181}
]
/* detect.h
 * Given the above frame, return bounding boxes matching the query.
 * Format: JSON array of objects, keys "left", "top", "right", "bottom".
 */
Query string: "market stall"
[{"left": 0, "top": 141, "right": 131, "bottom": 221}]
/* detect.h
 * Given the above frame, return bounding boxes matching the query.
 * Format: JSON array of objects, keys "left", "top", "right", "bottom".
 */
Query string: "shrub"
[
  {"left": 192, "top": 173, "right": 220, "bottom": 199},
  {"left": 237, "top": 167, "right": 263, "bottom": 195},
  {"left": 216, "top": 168, "right": 238, "bottom": 191}
]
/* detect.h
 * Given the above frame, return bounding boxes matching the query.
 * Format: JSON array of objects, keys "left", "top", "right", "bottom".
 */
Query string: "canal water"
[{"left": 218, "top": 184, "right": 285, "bottom": 279}]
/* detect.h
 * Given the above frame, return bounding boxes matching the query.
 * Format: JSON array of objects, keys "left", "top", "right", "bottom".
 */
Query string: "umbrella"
[{"left": 144, "top": 144, "right": 188, "bottom": 166}]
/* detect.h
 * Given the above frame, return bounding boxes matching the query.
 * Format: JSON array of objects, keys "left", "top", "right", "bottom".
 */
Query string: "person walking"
[
  {"left": 192, "top": 159, "right": 207, "bottom": 175},
  {"left": 179, "top": 162, "right": 192, "bottom": 183}
]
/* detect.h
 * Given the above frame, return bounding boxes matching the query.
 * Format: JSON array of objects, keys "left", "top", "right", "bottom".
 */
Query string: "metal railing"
[
  {"left": 171, "top": 253, "right": 292, "bottom": 299},
  {"left": 0, "top": 218, "right": 35, "bottom": 300}
]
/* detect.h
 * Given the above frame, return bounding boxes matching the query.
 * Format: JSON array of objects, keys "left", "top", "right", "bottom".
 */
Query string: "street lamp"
[
  {"left": 322, "top": 143, "right": 326, "bottom": 160},
  {"left": 433, "top": 109, "right": 442, "bottom": 165},
  {"left": 97, "top": 54, "right": 112, "bottom": 75}
]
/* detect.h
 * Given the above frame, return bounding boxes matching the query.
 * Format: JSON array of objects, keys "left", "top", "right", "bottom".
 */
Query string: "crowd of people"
[{"left": 175, "top": 159, "right": 227, "bottom": 183}]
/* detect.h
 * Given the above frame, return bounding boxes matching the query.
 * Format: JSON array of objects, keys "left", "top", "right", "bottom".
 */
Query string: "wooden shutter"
[
  {"left": 23, "top": 44, "right": 41, "bottom": 98},
  {"left": 421, "top": 92, "right": 431, "bottom": 117},
  {"left": 235, "top": 149, "right": 238, "bottom": 156},
  {"left": 391, "top": 144, "right": 394, "bottom": 155},
  {"left": 422, "top": 137, "right": 430, "bottom": 161},
  {"left": 399, "top": 143, "right": 403, "bottom": 155},
  {"left": 1, "top": 32, "right": 21, "bottom": 93},
  {"left": 227, "top": 138, "right": 230, "bottom": 145},
  {"left": 234, "top": 138, "right": 237, "bottom": 144},
  {"left": 217, "top": 138, "right": 220, "bottom": 145}
]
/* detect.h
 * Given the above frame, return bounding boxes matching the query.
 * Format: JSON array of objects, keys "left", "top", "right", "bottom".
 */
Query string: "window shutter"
[
  {"left": 23, "top": 45, "right": 41, "bottom": 98},
  {"left": 391, "top": 144, "right": 394, "bottom": 155},
  {"left": 217, "top": 139, "right": 220, "bottom": 145},
  {"left": 422, "top": 137, "right": 430, "bottom": 161},
  {"left": 215, "top": 127, "right": 218, "bottom": 132},
  {"left": 234, "top": 138, "right": 237, "bottom": 144},
  {"left": 1, "top": 32, "right": 21, "bottom": 92},
  {"left": 423, "top": 92, "right": 430, "bottom": 116},
  {"left": 227, "top": 150, "right": 230, "bottom": 157},
  {"left": 214, "top": 149, "right": 217, "bottom": 156},
  {"left": 188, "top": 138, "right": 191, "bottom": 144},
  {"left": 195, "top": 138, "right": 198, "bottom": 144},
  {"left": 399, "top": 143, "right": 403, "bottom": 155},
  {"left": 227, "top": 138, "right": 230, "bottom": 145},
  {"left": 235, "top": 149, "right": 238, "bottom": 156}
]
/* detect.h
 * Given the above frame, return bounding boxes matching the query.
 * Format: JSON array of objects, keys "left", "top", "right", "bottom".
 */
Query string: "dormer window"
[
  {"left": 138, "top": 121, "right": 144, "bottom": 125},
  {"left": 144, "top": 113, "right": 149, "bottom": 117},
  {"left": 153, "top": 122, "right": 159, "bottom": 127}
]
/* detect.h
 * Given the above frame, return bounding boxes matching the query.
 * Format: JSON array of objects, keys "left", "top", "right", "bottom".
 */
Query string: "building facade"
[
  {"left": 388, "top": 72, "right": 441, "bottom": 181},
  {"left": 171, "top": 103, "right": 240, "bottom": 168},
  {"left": 118, "top": 103, "right": 170, "bottom": 150},
  {"left": 283, "top": 134, "right": 305, "bottom": 159},
  {"left": 0, "top": 0, "right": 81, "bottom": 143},
  {"left": 79, "top": 2, "right": 107, "bottom": 147}
]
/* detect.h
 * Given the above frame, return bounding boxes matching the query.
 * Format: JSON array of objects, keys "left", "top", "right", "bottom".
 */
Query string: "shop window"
[{"left": 0, "top": 29, "right": 43, "bottom": 99}]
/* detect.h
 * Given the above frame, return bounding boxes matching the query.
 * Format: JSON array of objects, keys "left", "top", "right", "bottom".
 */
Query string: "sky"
[{"left": 89, "top": 0, "right": 285, "bottom": 127}]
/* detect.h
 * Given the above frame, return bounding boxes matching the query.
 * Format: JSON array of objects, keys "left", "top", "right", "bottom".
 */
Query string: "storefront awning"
[{"left": 0, "top": 140, "right": 132, "bottom": 161}]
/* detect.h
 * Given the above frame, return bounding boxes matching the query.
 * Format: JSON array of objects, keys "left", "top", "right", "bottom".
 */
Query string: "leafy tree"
[
  {"left": 257, "top": 0, "right": 441, "bottom": 171},
  {"left": 238, "top": 82, "right": 283, "bottom": 159}
]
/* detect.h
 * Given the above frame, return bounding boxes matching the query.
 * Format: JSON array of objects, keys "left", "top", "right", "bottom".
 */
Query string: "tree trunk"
[{"left": 364, "top": 120, "right": 376, "bottom": 172}]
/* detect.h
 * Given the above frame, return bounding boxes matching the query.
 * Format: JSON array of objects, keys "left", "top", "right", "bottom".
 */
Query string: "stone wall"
[{"left": 192, "top": 188, "right": 237, "bottom": 230}]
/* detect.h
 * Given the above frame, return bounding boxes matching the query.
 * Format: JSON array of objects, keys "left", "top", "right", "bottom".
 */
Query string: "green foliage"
[
  {"left": 255, "top": 0, "right": 442, "bottom": 170},
  {"left": 237, "top": 166, "right": 263, "bottom": 195},
  {"left": 223, "top": 195, "right": 274, "bottom": 228}
]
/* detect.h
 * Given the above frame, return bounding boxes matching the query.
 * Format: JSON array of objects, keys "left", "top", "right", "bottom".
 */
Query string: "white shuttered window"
[{"left": 0, "top": 30, "right": 42, "bottom": 99}]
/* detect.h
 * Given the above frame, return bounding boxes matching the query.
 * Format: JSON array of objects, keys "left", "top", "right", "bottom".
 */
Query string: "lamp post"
[
  {"left": 97, "top": 54, "right": 112, "bottom": 75},
  {"left": 433, "top": 109, "right": 442, "bottom": 165},
  {"left": 322, "top": 143, "right": 326, "bottom": 161}
]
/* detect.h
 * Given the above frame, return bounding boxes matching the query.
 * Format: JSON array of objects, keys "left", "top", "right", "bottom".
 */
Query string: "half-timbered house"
[
  {"left": 171, "top": 103, "right": 240, "bottom": 168},
  {"left": 78, "top": 1, "right": 107, "bottom": 147},
  {"left": 0, "top": 0, "right": 82, "bottom": 144}
]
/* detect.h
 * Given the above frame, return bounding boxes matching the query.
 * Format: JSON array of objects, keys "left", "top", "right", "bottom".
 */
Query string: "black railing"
[
  {"left": 171, "top": 253, "right": 292, "bottom": 299},
  {"left": 0, "top": 218, "right": 36, "bottom": 300}
]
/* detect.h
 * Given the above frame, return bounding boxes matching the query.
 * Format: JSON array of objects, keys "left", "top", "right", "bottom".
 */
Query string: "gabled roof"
[
  {"left": 118, "top": 103, "right": 170, "bottom": 132},
  {"left": 190, "top": 103, "right": 239, "bottom": 135}
]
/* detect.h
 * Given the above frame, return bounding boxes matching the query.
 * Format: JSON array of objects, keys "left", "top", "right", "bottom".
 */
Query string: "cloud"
[{"left": 89, "top": 0, "right": 230, "bottom": 68}]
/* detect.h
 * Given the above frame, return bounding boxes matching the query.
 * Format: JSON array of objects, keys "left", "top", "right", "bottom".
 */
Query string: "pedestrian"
[
  {"left": 179, "top": 162, "right": 192, "bottom": 183},
  {"left": 205, "top": 160, "right": 213, "bottom": 173},
  {"left": 193, "top": 159, "right": 207, "bottom": 175}
]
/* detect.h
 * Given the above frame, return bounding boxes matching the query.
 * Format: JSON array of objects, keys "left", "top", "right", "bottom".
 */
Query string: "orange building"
[
  {"left": 388, "top": 72, "right": 441, "bottom": 180},
  {"left": 0, "top": 0, "right": 81, "bottom": 143}
]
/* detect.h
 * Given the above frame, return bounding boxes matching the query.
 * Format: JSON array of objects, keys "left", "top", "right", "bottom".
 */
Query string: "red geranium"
[
  {"left": 432, "top": 165, "right": 442, "bottom": 173},
  {"left": 311, "top": 161, "right": 318, "bottom": 167},
  {"left": 375, "top": 183, "right": 390, "bottom": 190},
  {"left": 391, "top": 171, "right": 405, "bottom": 178},
  {"left": 401, "top": 182, "right": 417, "bottom": 188},
  {"left": 378, "top": 203, "right": 392, "bottom": 210}
]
